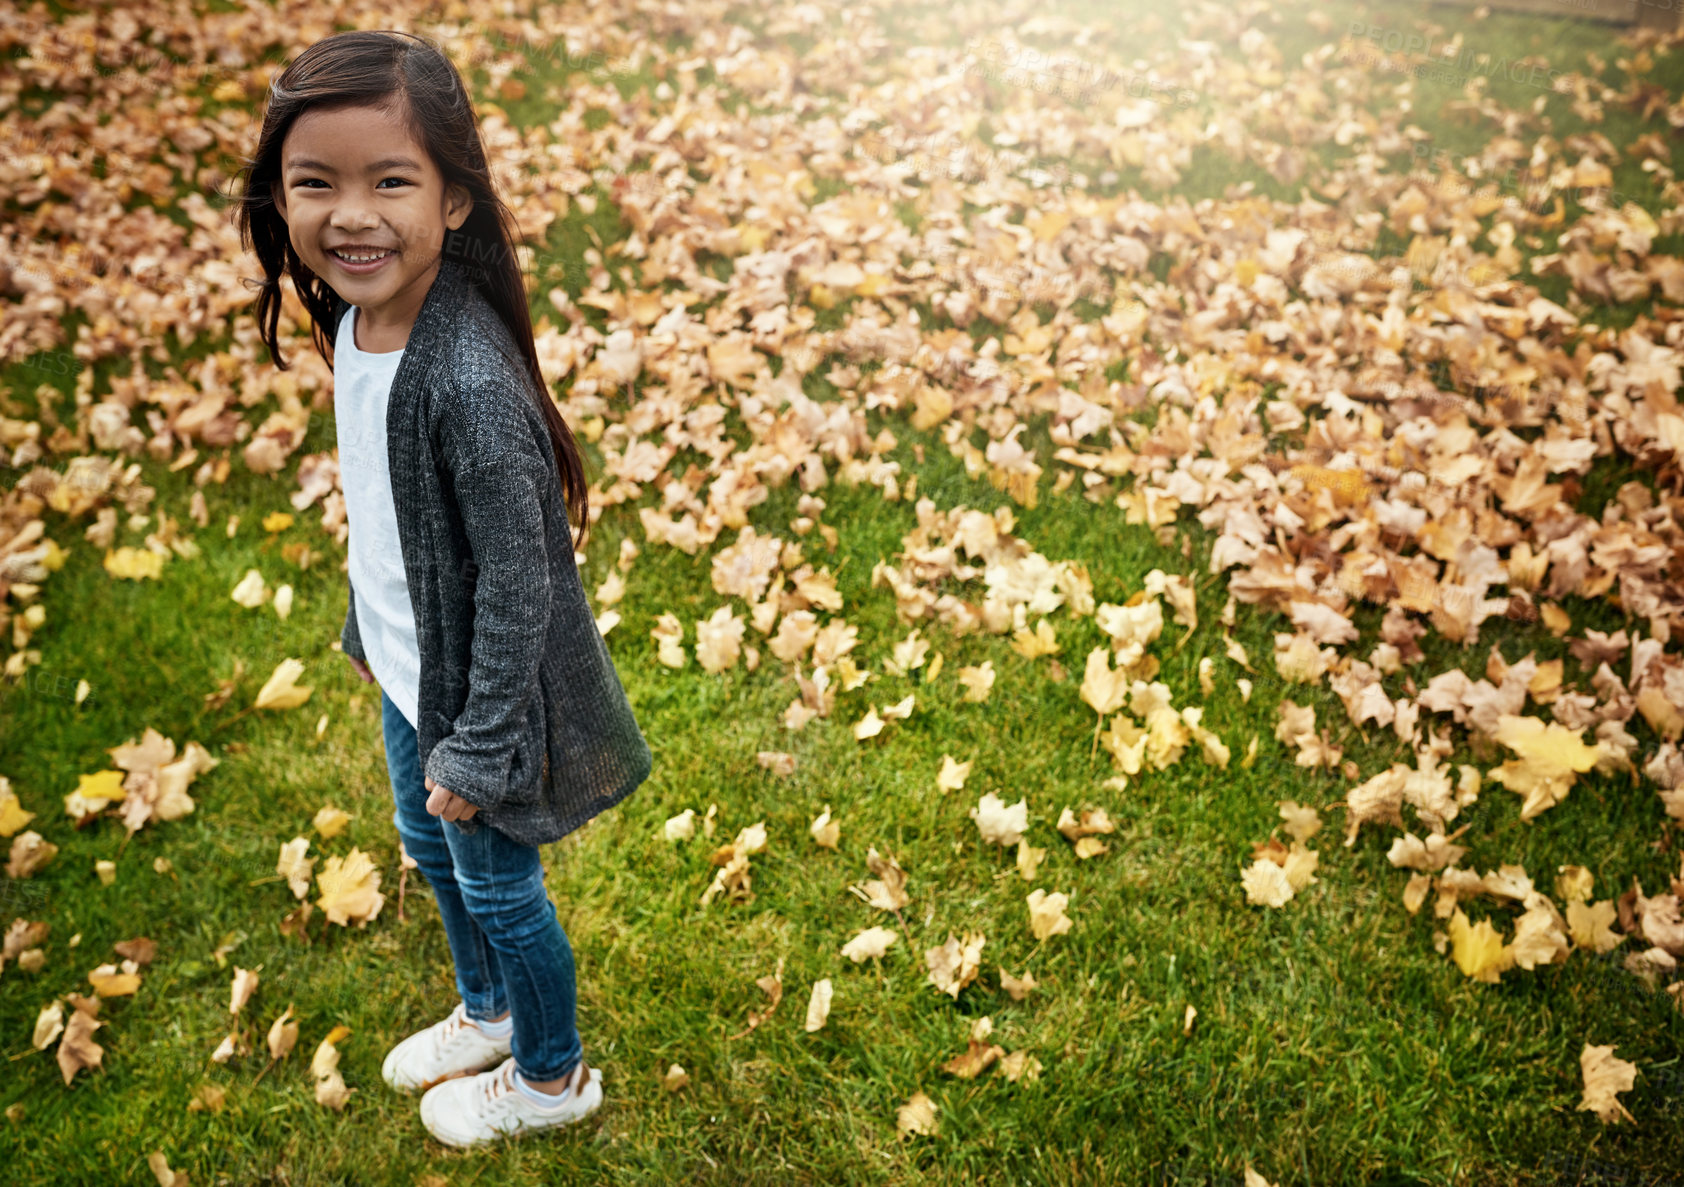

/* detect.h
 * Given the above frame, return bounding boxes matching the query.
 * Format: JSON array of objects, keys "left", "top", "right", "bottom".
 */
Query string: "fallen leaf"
[
  {"left": 254, "top": 659, "right": 313, "bottom": 710},
  {"left": 1577, "top": 1043, "right": 1637, "bottom": 1124},
  {"left": 840, "top": 925, "right": 898, "bottom": 962},
  {"left": 1027, "top": 888, "right": 1072, "bottom": 940},
  {"left": 896, "top": 1090, "right": 939, "bottom": 1136},
  {"left": 925, "top": 932, "right": 986, "bottom": 999},
  {"left": 805, "top": 978, "right": 833, "bottom": 1032}
]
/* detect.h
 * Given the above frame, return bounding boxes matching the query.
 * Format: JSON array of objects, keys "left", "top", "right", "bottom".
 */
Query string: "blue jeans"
[{"left": 381, "top": 689, "right": 582, "bottom": 1083}]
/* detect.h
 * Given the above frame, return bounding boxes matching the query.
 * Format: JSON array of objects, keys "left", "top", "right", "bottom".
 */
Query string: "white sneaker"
[
  {"left": 419, "top": 1054, "right": 602, "bottom": 1149},
  {"left": 381, "top": 1001, "right": 513, "bottom": 1093}
]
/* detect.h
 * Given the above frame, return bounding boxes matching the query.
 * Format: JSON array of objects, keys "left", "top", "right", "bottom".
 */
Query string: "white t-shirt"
[{"left": 335, "top": 305, "right": 422, "bottom": 731}]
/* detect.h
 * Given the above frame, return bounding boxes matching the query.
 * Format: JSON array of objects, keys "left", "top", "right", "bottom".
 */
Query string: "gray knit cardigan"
[{"left": 325, "top": 255, "right": 651, "bottom": 847}]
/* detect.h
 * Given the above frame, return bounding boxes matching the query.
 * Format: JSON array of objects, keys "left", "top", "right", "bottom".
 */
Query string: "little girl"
[{"left": 234, "top": 29, "right": 653, "bottom": 1148}]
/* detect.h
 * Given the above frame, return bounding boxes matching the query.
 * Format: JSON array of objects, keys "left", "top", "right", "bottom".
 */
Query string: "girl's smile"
[{"left": 328, "top": 244, "right": 398, "bottom": 274}]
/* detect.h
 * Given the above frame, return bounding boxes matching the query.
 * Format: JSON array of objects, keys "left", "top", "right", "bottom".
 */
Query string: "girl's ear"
[
  {"left": 271, "top": 179, "right": 288, "bottom": 224},
  {"left": 445, "top": 181, "right": 472, "bottom": 231}
]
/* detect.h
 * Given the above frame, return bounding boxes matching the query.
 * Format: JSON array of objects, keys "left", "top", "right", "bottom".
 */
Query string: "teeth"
[{"left": 334, "top": 249, "right": 391, "bottom": 262}]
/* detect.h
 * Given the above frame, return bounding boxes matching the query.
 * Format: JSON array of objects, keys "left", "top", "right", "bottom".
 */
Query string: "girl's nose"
[{"left": 330, "top": 203, "right": 381, "bottom": 232}]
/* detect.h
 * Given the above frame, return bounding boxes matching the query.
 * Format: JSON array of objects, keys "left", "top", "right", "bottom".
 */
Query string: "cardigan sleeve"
[{"left": 421, "top": 374, "right": 554, "bottom": 811}]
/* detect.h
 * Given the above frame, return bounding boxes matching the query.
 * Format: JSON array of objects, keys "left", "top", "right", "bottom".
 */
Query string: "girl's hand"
[
  {"left": 424, "top": 775, "right": 480, "bottom": 821},
  {"left": 347, "top": 655, "right": 375, "bottom": 684}
]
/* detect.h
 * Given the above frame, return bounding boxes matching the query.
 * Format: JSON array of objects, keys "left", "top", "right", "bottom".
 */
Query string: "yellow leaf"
[
  {"left": 1241, "top": 859, "right": 1294, "bottom": 908},
  {"left": 312, "top": 805, "right": 352, "bottom": 840},
  {"left": 1566, "top": 900, "right": 1625, "bottom": 954},
  {"left": 1448, "top": 907, "right": 1512, "bottom": 983},
  {"left": 262, "top": 511, "right": 294, "bottom": 533},
  {"left": 255, "top": 659, "right": 313, "bottom": 710},
  {"left": 315, "top": 847, "right": 384, "bottom": 927},
  {"left": 1011, "top": 619, "right": 1059, "bottom": 659},
  {"left": 0, "top": 784, "right": 37, "bottom": 837},
  {"left": 75, "top": 769, "right": 126, "bottom": 805},
  {"left": 1539, "top": 602, "right": 1571, "bottom": 635},
  {"left": 104, "top": 547, "right": 163, "bottom": 580},
  {"left": 1026, "top": 888, "right": 1072, "bottom": 940},
  {"left": 896, "top": 1091, "right": 939, "bottom": 1136},
  {"left": 88, "top": 964, "right": 141, "bottom": 996},
  {"left": 1490, "top": 715, "right": 1600, "bottom": 820}
]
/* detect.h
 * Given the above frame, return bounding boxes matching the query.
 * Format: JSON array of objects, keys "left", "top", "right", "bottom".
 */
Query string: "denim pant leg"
[
  {"left": 381, "top": 689, "right": 509, "bottom": 1023},
  {"left": 438, "top": 788, "right": 584, "bottom": 1083}
]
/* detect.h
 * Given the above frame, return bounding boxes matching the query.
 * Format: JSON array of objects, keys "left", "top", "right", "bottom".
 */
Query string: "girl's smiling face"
[{"left": 271, "top": 100, "right": 471, "bottom": 344}]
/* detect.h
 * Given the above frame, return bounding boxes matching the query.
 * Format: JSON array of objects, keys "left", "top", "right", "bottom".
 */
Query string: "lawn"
[{"left": 2, "top": 0, "right": 1682, "bottom": 1184}]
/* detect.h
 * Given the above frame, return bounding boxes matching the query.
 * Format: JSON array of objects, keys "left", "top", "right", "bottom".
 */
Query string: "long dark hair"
[{"left": 231, "top": 29, "right": 591, "bottom": 547}]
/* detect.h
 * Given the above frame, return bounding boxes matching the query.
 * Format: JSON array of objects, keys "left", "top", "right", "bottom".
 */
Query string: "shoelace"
[
  {"left": 432, "top": 1005, "right": 470, "bottom": 1060},
  {"left": 482, "top": 1058, "right": 522, "bottom": 1113}
]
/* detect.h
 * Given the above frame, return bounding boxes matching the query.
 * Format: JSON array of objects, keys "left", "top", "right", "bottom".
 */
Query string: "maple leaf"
[
  {"left": 7, "top": 831, "right": 58, "bottom": 879},
  {"left": 32, "top": 1001, "right": 64, "bottom": 1052},
  {"left": 231, "top": 568, "right": 267, "bottom": 607},
  {"left": 971, "top": 793, "right": 1029, "bottom": 846},
  {"left": 1241, "top": 859, "right": 1294, "bottom": 908},
  {"left": 1000, "top": 1049, "right": 1043, "bottom": 1083},
  {"left": 1027, "top": 888, "right": 1072, "bottom": 940},
  {"left": 849, "top": 846, "right": 909, "bottom": 911},
  {"left": 925, "top": 932, "right": 986, "bottom": 999},
  {"left": 1577, "top": 1044, "right": 1637, "bottom": 1124},
  {"left": 840, "top": 925, "right": 898, "bottom": 962},
  {"left": 313, "top": 805, "right": 351, "bottom": 839},
  {"left": 276, "top": 837, "right": 313, "bottom": 899},
  {"left": 664, "top": 809, "right": 697, "bottom": 843},
  {"left": 0, "top": 779, "right": 37, "bottom": 838},
  {"left": 1448, "top": 908, "right": 1512, "bottom": 983},
  {"left": 1080, "top": 647, "right": 1130, "bottom": 716},
  {"left": 88, "top": 963, "right": 141, "bottom": 997},
  {"left": 936, "top": 754, "right": 972, "bottom": 792},
  {"left": 999, "top": 966, "right": 1039, "bottom": 1001},
  {"left": 1490, "top": 715, "right": 1601, "bottom": 820},
  {"left": 941, "top": 1015, "right": 1004, "bottom": 1078},
  {"left": 315, "top": 848, "right": 384, "bottom": 927},
  {"left": 897, "top": 1091, "right": 939, "bottom": 1136},
  {"left": 696, "top": 605, "right": 746, "bottom": 673},
  {"left": 1506, "top": 904, "right": 1570, "bottom": 971},
  {"left": 1277, "top": 801, "right": 1322, "bottom": 844},
  {"left": 104, "top": 546, "right": 163, "bottom": 580},
  {"left": 254, "top": 659, "right": 313, "bottom": 710},
  {"left": 56, "top": 1004, "right": 105, "bottom": 1086}
]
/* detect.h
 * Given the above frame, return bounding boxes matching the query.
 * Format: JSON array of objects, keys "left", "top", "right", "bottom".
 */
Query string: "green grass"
[{"left": 2, "top": 1, "right": 1682, "bottom": 1184}]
